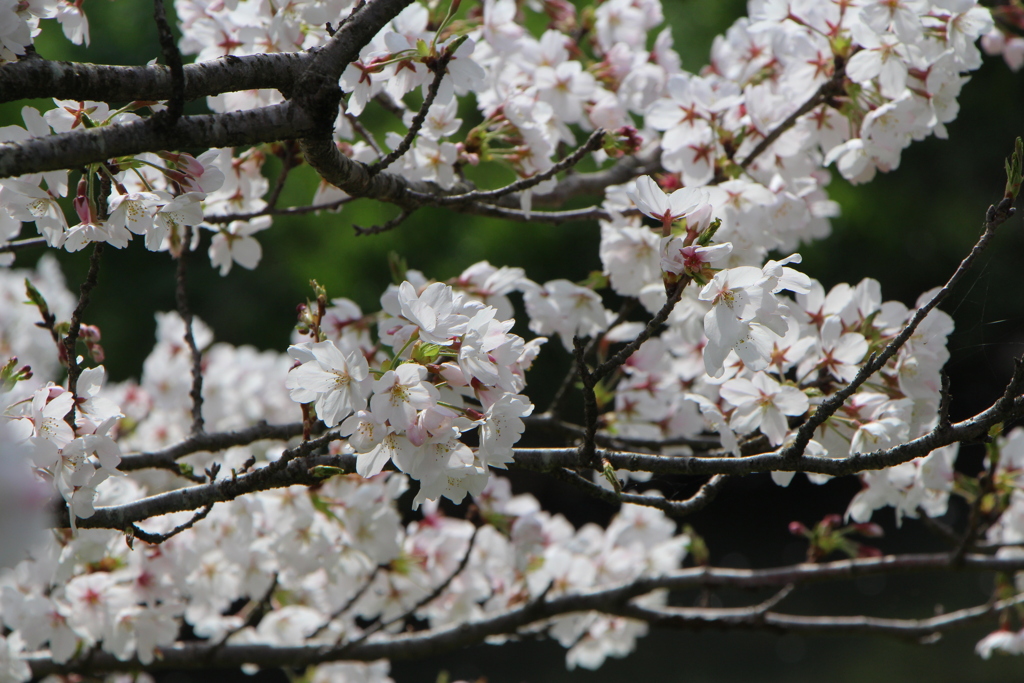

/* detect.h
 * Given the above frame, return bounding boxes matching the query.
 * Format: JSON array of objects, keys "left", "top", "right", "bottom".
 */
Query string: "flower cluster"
[
  {"left": 0, "top": 469, "right": 688, "bottom": 676},
  {"left": 0, "top": 108, "right": 272, "bottom": 273},
  {"left": 3, "top": 0, "right": 1024, "bottom": 675},
  {"left": 287, "top": 273, "right": 543, "bottom": 506}
]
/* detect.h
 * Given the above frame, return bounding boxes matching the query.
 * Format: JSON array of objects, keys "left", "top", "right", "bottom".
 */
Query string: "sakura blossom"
[{"left": 1, "top": 0, "right": 1022, "bottom": 677}]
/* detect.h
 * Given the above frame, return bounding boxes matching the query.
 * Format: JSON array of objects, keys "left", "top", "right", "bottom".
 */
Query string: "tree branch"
[
  {"left": 0, "top": 236, "right": 47, "bottom": 253},
  {"left": 0, "top": 0, "right": 414, "bottom": 179},
  {"left": 67, "top": 437, "right": 351, "bottom": 531},
  {"left": 24, "top": 553, "right": 1024, "bottom": 677},
  {"left": 174, "top": 231, "right": 205, "bottom": 436},
  {"left": 553, "top": 468, "right": 729, "bottom": 518},
  {"left": 63, "top": 243, "right": 104, "bottom": 425},
  {"left": 0, "top": 52, "right": 309, "bottom": 104},
  {"left": 366, "top": 50, "right": 453, "bottom": 177},
  {"left": 405, "top": 129, "right": 607, "bottom": 206},
  {"left": 86, "top": 380, "right": 1024, "bottom": 535},
  {"left": 152, "top": 0, "right": 185, "bottom": 122},
  {"left": 0, "top": 104, "right": 315, "bottom": 178},
  {"left": 511, "top": 392, "right": 1024, "bottom": 478},
  {"left": 613, "top": 593, "right": 1022, "bottom": 641},
  {"left": 781, "top": 194, "right": 1016, "bottom": 461},
  {"left": 737, "top": 55, "right": 849, "bottom": 170},
  {"left": 117, "top": 421, "right": 308, "bottom": 472}
]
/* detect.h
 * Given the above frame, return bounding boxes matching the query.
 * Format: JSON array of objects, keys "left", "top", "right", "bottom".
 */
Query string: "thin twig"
[
  {"left": 373, "top": 91, "right": 408, "bottom": 119},
  {"left": 755, "top": 584, "right": 795, "bottom": 613},
  {"left": 353, "top": 208, "right": 417, "bottom": 236},
  {"left": 737, "top": 55, "right": 849, "bottom": 170},
  {"left": 265, "top": 142, "right": 298, "bottom": 210},
  {"left": 211, "top": 575, "right": 280, "bottom": 649},
  {"left": 917, "top": 510, "right": 962, "bottom": 548},
  {"left": 782, "top": 196, "right": 1016, "bottom": 460},
  {"left": 347, "top": 113, "right": 384, "bottom": 158},
  {"left": 937, "top": 369, "right": 953, "bottom": 432},
  {"left": 203, "top": 197, "right": 355, "bottom": 224},
  {"left": 553, "top": 469, "right": 728, "bottom": 518},
  {"left": 64, "top": 242, "right": 105, "bottom": 426},
  {"left": 0, "top": 236, "right": 47, "bottom": 253},
  {"left": 175, "top": 227, "right": 205, "bottom": 436},
  {"left": 335, "top": 527, "right": 479, "bottom": 652},
  {"left": 456, "top": 202, "right": 614, "bottom": 223},
  {"left": 309, "top": 566, "right": 383, "bottom": 639},
  {"left": 613, "top": 592, "right": 1023, "bottom": 641},
  {"left": 409, "top": 129, "right": 607, "bottom": 206},
  {"left": 545, "top": 296, "right": 638, "bottom": 416},
  {"left": 152, "top": 0, "right": 185, "bottom": 122},
  {"left": 573, "top": 336, "right": 601, "bottom": 468},
  {"left": 367, "top": 50, "right": 454, "bottom": 176},
  {"left": 129, "top": 503, "right": 213, "bottom": 545},
  {"left": 592, "top": 276, "right": 690, "bottom": 382}
]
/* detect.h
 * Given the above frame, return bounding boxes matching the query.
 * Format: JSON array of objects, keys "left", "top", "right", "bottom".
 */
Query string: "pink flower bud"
[{"left": 852, "top": 523, "right": 884, "bottom": 538}]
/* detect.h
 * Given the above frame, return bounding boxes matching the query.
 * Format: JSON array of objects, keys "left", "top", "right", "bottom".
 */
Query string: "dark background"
[{"left": 6, "top": 0, "right": 1024, "bottom": 679}]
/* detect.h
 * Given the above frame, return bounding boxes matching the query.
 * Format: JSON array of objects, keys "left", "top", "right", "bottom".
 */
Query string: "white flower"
[
  {"left": 976, "top": 629, "right": 1024, "bottom": 659},
  {"left": 628, "top": 175, "right": 709, "bottom": 233},
  {"left": 522, "top": 279, "right": 611, "bottom": 350},
  {"left": 719, "top": 372, "right": 808, "bottom": 446},
  {"left": 0, "top": 633, "right": 30, "bottom": 683},
  {"left": 369, "top": 363, "right": 438, "bottom": 430},
  {"left": 207, "top": 217, "right": 271, "bottom": 275},
  {"left": 286, "top": 340, "right": 370, "bottom": 427},
  {"left": 391, "top": 281, "right": 472, "bottom": 347},
  {"left": 151, "top": 192, "right": 205, "bottom": 252},
  {"left": 107, "top": 190, "right": 165, "bottom": 237},
  {"left": 477, "top": 393, "right": 533, "bottom": 468}
]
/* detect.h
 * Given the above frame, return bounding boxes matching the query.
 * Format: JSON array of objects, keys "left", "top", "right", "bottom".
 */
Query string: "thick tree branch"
[
  {"left": 0, "top": 0, "right": 413, "bottom": 178},
  {"left": 152, "top": 0, "right": 185, "bottom": 121},
  {"left": 84, "top": 383, "right": 1024, "bottom": 534},
  {"left": 68, "top": 438, "right": 351, "bottom": 531},
  {"left": 0, "top": 52, "right": 309, "bottom": 104},
  {"left": 0, "top": 104, "right": 315, "bottom": 178}
]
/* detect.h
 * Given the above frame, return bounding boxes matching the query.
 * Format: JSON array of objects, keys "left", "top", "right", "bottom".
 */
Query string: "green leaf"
[
  {"left": 602, "top": 460, "right": 622, "bottom": 493},
  {"left": 24, "top": 278, "right": 50, "bottom": 318},
  {"left": 309, "top": 465, "right": 347, "bottom": 480},
  {"left": 579, "top": 270, "right": 609, "bottom": 290},
  {"left": 388, "top": 251, "right": 409, "bottom": 284},
  {"left": 696, "top": 218, "right": 722, "bottom": 246},
  {"left": 1005, "top": 136, "right": 1023, "bottom": 202}
]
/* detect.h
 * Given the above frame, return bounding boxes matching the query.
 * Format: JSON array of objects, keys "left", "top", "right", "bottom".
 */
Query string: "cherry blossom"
[
  {"left": 286, "top": 340, "right": 370, "bottom": 427},
  {"left": 0, "top": 0, "right": 1019, "bottom": 677}
]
